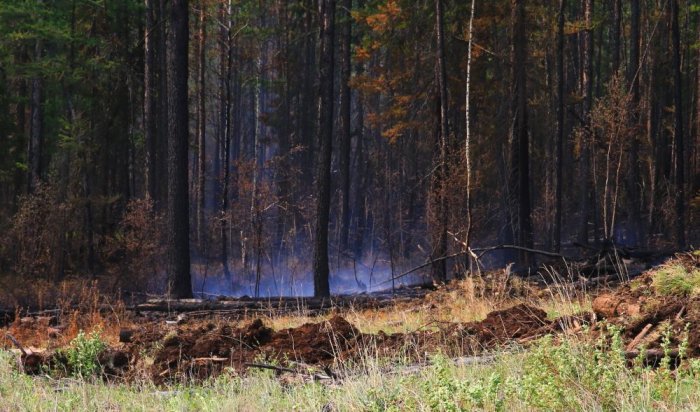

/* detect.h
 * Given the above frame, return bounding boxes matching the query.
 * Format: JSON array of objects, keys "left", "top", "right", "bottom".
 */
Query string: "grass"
[
  {"left": 2, "top": 328, "right": 700, "bottom": 411},
  {"left": 651, "top": 264, "right": 700, "bottom": 297}
]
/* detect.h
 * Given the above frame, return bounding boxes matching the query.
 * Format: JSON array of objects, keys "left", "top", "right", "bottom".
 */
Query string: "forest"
[
  {"left": 0, "top": 1, "right": 700, "bottom": 409},
  {"left": 0, "top": 0, "right": 698, "bottom": 299}
]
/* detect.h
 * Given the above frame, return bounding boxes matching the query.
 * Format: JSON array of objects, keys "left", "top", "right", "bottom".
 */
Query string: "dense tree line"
[{"left": 0, "top": 0, "right": 698, "bottom": 298}]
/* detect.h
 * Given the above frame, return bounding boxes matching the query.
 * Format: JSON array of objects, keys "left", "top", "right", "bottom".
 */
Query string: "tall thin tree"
[
  {"left": 338, "top": 0, "right": 352, "bottom": 253},
  {"left": 166, "top": 0, "right": 192, "bottom": 298},
  {"left": 312, "top": 0, "right": 336, "bottom": 297},
  {"left": 432, "top": 0, "right": 449, "bottom": 281},
  {"left": 510, "top": 0, "right": 533, "bottom": 263},
  {"left": 671, "top": 0, "right": 685, "bottom": 248},
  {"left": 555, "top": 0, "right": 565, "bottom": 251}
]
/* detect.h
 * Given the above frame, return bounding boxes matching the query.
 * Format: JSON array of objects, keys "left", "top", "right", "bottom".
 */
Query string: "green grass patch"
[{"left": 651, "top": 264, "right": 700, "bottom": 297}]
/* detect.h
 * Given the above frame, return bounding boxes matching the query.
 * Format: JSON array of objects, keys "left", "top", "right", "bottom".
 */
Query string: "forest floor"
[{"left": 1, "top": 250, "right": 700, "bottom": 410}]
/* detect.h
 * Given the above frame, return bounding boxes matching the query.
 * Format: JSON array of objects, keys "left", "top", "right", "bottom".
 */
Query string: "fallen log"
[{"left": 626, "top": 324, "right": 653, "bottom": 351}]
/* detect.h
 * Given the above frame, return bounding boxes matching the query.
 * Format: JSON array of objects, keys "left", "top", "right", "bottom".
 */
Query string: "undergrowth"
[{"left": 1, "top": 327, "right": 700, "bottom": 411}]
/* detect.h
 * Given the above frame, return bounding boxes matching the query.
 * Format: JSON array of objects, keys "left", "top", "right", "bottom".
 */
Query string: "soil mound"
[
  {"left": 262, "top": 315, "right": 360, "bottom": 364},
  {"left": 461, "top": 304, "right": 549, "bottom": 343}
]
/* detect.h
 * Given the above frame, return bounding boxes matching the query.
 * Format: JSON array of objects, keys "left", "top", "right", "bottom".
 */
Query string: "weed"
[{"left": 62, "top": 329, "right": 107, "bottom": 378}]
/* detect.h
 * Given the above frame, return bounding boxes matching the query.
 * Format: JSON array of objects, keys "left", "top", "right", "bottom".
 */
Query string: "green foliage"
[
  {"left": 62, "top": 329, "right": 107, "bottom": 378},
  {"left": 651, "top": 265, "right": 700, "bottom": 297}
]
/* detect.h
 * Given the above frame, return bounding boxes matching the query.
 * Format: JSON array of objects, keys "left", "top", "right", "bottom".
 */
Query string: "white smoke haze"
[{"left": 190, "top": 254, "right": 428, "bottom": 298}]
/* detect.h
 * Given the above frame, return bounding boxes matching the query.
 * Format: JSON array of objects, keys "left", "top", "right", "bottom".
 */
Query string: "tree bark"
[
  {"left": 144, "top": 0, "right": 157, "bottom": 201},
  {"left": 27, "top": 37, "right": 43, "bottom": 194},
  {"left": 432, "top": 0, "right": 449, "bottom": 281},
  {"left": 671, "top": 0, "right": 685, "bottom": 248},
  {"left": 578, "top": 0, "right": 593, "bottom": 244},
  {"left": 555, "top": 0, "right": 565, "bottom": 251},
  {"left": 510, "top": 0, "right": 533, "bottom": 264},
  {"left": 338, "top": 0, "right": 352, "bottom": 253},
  {"left": 464, "top": 0, "right": 475, "bottom": 253},
  {"left": 312, "top": 0, "right": 336, "bottom": 297},
  {"left": 627, "top": 0, "right": 643, "bottom": 246},
  {"left": 611, "top": 0, "right": 621, "bottom": 74},
  {"left": 196, "top": 0, "right": 207, "bottom": 250},
  {"left": 166, "top": 0, "right": 192, "bottom": 298},
  {"left": 219, "top": 0, "right": 232, "bottom": 279}
]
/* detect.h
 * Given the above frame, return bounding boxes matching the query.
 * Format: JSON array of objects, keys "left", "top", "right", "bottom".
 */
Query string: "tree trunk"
[
  {"left": 338, "top": 0, "right": 352, "bottom": 253},
  {"left": 144, "top": 0, "right": 157, "bottom": 201},
  {"left": 196, "top": 0, "right": 206, "bottom": 250},
  {"left": 627, "top": 0, "right": 643, "bottom": 246},
  {"left": 432, "top": 0, "right": 449, "bottom": 282},
  {"left": 578, "top": 0, "right": 593, "bottom": 244},
  {"left": 156, "top": 0, "right": 169, "bottom": 209},
  {"left": 555, "top": 0, "right": 565, "bottom": 251},
  {"left": 510, "top": 0, "right": 532, "bottom": 265},
  {"left": 312, "top": 0, "right": 335, "bottom": 298},
  {"left": 611, "top": 0, "right": 621, "bottom": 73},
  {"left": 464, "top": 0, "right": 475, "bottom": 253},
  {"left": 166, "top": 0, "right": 192, "bottom": 298},
  {"left": 27, "top": 37, "right": 43, "bottom": 194},
  {"left": 671, "top": 0, "right": 685, "bottom": 248}
]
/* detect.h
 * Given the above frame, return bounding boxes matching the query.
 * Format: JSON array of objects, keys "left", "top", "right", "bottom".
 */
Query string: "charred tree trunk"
[
  {"left": 338, "top": 0, "right": 352, "bottom": 253},
  {"left": 144, "top": 0, "right": 158, "bottom": 201},
  {"left": 578, "top": 0, "right": 593, "bottom": 245},
  {"left": 156, "top": 0, "right": 169, "bottom": 209},
  {"left": 671, "top": 0, "right": 685, "bottom": 248},
  {"left": 196, "top": 1, "right": 207, "bottom": 250},
  {"left": 166, "top": 0, "right": 192, "bottom": 298},
  {"left": 555, "top": 0, "right": 565, "bottom": 251},
  {"left": 509, "top": 0, "right": 532, "bottom": 264},
  {"left": 27, "top": 38, "right": 43, "bottom": 194},
  {"left": 627, "top": 0, "right": 643, "bottom": 246},
  {"left": 312, "top": 0, "right": 335, "bottom": 298}
]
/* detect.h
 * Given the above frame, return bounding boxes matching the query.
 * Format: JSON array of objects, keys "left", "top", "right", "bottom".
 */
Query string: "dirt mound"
[
  {"left": 262, "top": 315, "right": 360, "bottom": 365},
  {"left": 460, "top": 304, "right": 549, "bottom": 343},
  {"left": 151, "top": 319, "right": 274, "bottom": 381}
]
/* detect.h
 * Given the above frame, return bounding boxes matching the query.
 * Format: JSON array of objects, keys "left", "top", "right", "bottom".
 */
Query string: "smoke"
[{"left": 190, "top": 254, "right": 427, "bottom": 298}]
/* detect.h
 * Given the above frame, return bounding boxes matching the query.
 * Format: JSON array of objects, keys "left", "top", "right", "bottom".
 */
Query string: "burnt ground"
[{"left": 3, "top": 252, "right": 700, "bottom": 383}]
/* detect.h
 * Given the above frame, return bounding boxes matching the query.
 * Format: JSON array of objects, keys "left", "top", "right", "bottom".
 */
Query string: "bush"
[{"left": 63, "top": 329, "right": 107, "bottom": 378}]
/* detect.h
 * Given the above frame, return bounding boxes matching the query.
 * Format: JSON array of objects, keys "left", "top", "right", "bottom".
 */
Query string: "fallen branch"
[
  {"left": 3, "top": 333, "right": 27, "bottom": 356},
  {"left": 244, "top": 363, "right": 297, "bottom": 374},
  {"left": 471, "top": 244, "right": 570, "bottom": 259},
  {"left": 379, "top": 244, "right": 572, "bottom": 286},
  {"left": 244, "top": 362, "right": 334, "bottom": 380},
  {"left": 192, "top": 357, "right": 228, "bottom": 363},
  {"left": 626, "top": 324, "right": 653, "bottom": 351}
]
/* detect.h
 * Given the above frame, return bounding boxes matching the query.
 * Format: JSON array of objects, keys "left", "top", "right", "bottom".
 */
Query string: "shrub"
[{"left": 63, "top": 329, "right": 107, "bottom": 378}]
